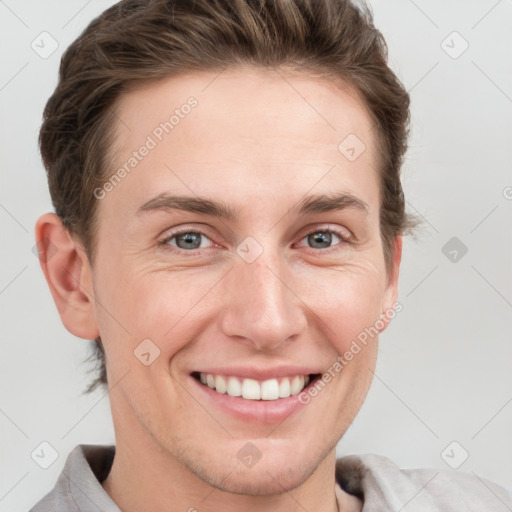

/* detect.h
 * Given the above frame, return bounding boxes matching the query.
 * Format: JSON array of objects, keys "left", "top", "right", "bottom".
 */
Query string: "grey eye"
[
  {"left": 174, "top": 232, "right": 204, "bottom": 250},
  {"left": 307, "top": 231, "right": 339, "bottom": 249}
]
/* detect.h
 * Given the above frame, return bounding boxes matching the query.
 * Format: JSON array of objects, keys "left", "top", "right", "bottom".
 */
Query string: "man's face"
[{"left": 90, "top": 68, "right": 399, "bottom": 493}]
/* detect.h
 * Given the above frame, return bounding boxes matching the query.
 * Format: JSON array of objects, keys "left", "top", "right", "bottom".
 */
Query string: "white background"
[{"left": 1, "top": 0, "right": 511, "bottom": 509}]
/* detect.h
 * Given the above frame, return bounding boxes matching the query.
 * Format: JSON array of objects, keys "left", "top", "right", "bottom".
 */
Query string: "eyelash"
[{"left": 158, "top": 226, "right": 353, "bottom": 255}]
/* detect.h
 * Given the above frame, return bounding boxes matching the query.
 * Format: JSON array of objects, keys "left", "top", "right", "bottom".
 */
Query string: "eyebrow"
[{"left": 136, "top": 192, "right": 368, "bottom": 221}]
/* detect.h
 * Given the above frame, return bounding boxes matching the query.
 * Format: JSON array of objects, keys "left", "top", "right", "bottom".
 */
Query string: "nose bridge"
[{"left": 219, "top": 243, "right": 307, "bottom": 350}]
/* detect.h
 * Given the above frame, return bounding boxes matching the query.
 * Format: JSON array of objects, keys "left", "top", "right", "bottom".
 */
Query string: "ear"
[
  {"left": 378, "top": 235, "right": 403, "bottom": 332},
  {"left": 35, "top": 213, "right": 99, "bottom": 339}
]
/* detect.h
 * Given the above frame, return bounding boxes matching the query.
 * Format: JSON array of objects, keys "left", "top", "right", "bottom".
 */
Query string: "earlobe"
[{"left": 35, "top": 213, "right": 99, "bottom": 340}]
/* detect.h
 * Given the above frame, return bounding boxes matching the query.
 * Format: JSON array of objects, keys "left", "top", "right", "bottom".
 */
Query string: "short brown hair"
[{"left": 39, "top": 0, "right": 418, "bottom": 393}]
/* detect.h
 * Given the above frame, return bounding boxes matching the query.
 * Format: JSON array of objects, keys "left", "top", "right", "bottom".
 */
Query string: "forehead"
[
  {"left": 114, "top": 67, "right": 375, "bottom": 152},
  {"left": 104, "top": 67, "right": 380, "bottom": 220}
]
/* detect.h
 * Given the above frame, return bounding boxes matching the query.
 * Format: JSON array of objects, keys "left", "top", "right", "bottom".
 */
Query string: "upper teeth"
[{"left": 199, "top": 373, "right": 310, "bottom": 400}]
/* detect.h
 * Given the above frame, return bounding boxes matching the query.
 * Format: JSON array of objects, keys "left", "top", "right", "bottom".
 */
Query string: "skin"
[{"left": 36, "top": 67, "right": 402, "bottom": 512}]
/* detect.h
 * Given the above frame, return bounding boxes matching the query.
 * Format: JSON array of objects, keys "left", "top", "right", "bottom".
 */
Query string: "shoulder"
[{"left": 335, "top": 453, "right": 512, "bottom": 511}]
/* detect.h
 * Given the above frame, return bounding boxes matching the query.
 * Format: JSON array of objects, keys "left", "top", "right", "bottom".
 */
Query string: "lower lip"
[{"left": 189, "top": 374, "right": 319, "bottom": 424}]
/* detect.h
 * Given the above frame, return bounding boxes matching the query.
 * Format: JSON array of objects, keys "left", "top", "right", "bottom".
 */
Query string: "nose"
[{"left": 218, "top": 249, "right": 308, "bottom": 352}]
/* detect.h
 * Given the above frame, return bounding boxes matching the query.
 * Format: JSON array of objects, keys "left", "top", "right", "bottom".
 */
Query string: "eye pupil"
[{"left": 308, "top": 231, "right": 332, "bottom": 249}]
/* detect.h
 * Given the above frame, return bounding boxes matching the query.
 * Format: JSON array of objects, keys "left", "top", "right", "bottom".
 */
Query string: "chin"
[
  {"left": 178, "top": 439, "right": 329, "bottom": 497},
  {"left": 229, "top": 475, "right": 303, "bottom": 495},
  {"left": 206, "top": 462, "right": 315, "bottom": 496}
]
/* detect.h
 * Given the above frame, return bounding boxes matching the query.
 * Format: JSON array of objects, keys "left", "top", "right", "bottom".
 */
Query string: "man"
[{"left": 31, "top": 0, "right": 511, "bottom": 510}]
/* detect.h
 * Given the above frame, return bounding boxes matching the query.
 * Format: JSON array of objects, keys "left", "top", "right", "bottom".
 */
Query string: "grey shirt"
[{"left": 29, "top": 444, "right": 512, "bottom": 511}]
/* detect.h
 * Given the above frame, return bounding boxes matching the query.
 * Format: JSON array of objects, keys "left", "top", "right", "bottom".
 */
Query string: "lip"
[{"left": 189, "top": 372, "right": 321, "bottom": 424}]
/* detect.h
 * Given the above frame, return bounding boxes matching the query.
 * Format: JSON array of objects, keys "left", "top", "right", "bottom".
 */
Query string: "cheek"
[
  {"left": 128, "top": 268, "right": 224, "bottom": 332},
  {"left": 94, "top": 264, "right": 225, "bottom": 365},
  {"left": 296, "top": 261, "right": 386, "bottom": 353}
]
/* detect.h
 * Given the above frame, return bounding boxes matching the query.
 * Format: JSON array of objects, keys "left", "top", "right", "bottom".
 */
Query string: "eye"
[
  {"left": 161, "top": 230, "right": 214, "bottom": 251},
  {"left": 296, "top": 228, "right": 350, "bottom": 251}
]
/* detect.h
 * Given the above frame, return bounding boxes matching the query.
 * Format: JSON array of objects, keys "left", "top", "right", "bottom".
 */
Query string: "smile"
[{"left": 192, "top": 372, "right": 315, "bottom": 400}]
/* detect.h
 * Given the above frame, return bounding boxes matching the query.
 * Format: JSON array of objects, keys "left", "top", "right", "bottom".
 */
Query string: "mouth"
[{"left": 191, "top": 371, "right": 321, "bottom": 401}]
